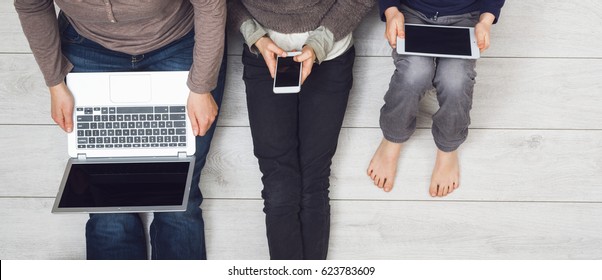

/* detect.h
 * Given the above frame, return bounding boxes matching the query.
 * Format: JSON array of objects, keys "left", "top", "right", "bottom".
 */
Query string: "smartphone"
[{"left": 273, "top": 51, "right": 302, "bottom": 94}]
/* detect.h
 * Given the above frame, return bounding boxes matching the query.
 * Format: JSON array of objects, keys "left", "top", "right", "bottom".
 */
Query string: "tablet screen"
[
  {"left": 58, "top": 162, "right": 190, "bottom": 208},
  {"left": 405, "top": 25, "right": 472, "bottom": 56}
]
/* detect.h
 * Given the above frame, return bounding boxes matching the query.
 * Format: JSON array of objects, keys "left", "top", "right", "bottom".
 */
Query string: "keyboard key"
[
  {"left": 145, "top": 129, "right": 152, "bottom": 135},
  {"left": 176, "top": 129, "right": 186, "bottom": 134},
  {"left": 123, "top": 130, "right": 130, "bottom": 136},
  {"left": 90, "top": 123, "right": 97, "bottom": 129},
  {"left": 169, "top": 143, "right": 177, "bottom": 147},
  {"left": 104, "top": 137, "right": 111, "bottom": 143},
  {"left": 140, "top": 115, "right": 146, "bottom": 121},
  {"left": 168, "top": 129, "right": 175, "bottom": 135},
  {"left": 106, "top": 144, "right": 114, "bottom": 148},
  {"left": 109, "top": 107, "right": 116, "bottom": 114},
  {"left": 128, "top": 122, "right": 135, "bottom": 128},
  {"left": 89, "top": 138, "right": 95, "bottom": 144},
  {"left": 77, "top": 123, "right": 89, "bottom": 129},
  {"left": 179, "top": 136, "right": 186, "bottom": 142},
  {"left": 92, "top": 130, "right": 99, "bottom": 136},
  {"left": 161, "top": 114, "right": 169, "bottom": 121},
  {"left": 153, "top": 129, "right": 160, "bottom": 135},
  {"left": 161, "top": 129, "right": 167, "bottom": 135},
  {"left": 117, "top": 115, "right": 123, "bottom": 121},
  {"left": 76, "top": 108, "right": 83, "bottom": 112},
  {"left": 98, "top": 123, "right": 105, "bottom": 129},
  {"left": 102, "top": 115, "right": 108, "bottom": 122},
  {"left": 154, "top": 106, "right": 168, "bottom": 113},
  {"left": 127, "top": 137, "right": 133, "bottom": 143},
  {"left": 109, "top": 115, "right": 116, "bottom": 121},
  {"left": 142, "top": 137, "right": 148, "bottom": 143},
  {"left": 169, "top": 106, "right": 185, "bottom": 113},
  {"left": 134, "top": 137, "right": 141, "bottom": 143},
  {"left": 166, "top": 121, "right": 173, "bottom": 128},
  {"left": 115, "top": 144, "right": 123, "bottom": 148},
  {"left": 77, "top": 138, "right": 87, "bottom": 144},
  {"left": 94, "top": 115, "right": 100, "bottom": 122},
  {"left": 151, "top": 143, "right": 159, "bottom": 147},
  {"left": 119, "top": 137, "right": 126, "bottom": 143},
  {"left": 160, "top": 143, "right": 168, "bottom": 147},
  {"left": 85, "top": 130, "right": 92, "bottom": 137},
  {"left": 77, "top": 130, "right": 84, "bottom": 136},
  {"left": 120, "top": 122, "right": 127, "bottom": 128},
  {"left": 151, "top": 122, "right": 158, "bottom": 128},
  {"left": 133, "top": 144, "right": 141, "bottom": 148},
  {"left": 96, "top": 137, "right": 103, "bottom": 144},
  {"left": 78, "top": 144, "right": 85, "bottom": 148},
  {"left": 124, "top": 144, "right": 132, "bottom": 148},
  {"left": 77, "top": 116, "right": 93, "bottom": 122},
  {"left": 157, "top": 136, "right": 164, "bottom": 142},
  {"left": 136, "top": 122, "right": 143, "bottom": 128},
  {"left": 87, "top": 144, "right": 95, "bottom": 148},
  {"left": 170, "top": 114, "right": 186, "bottom": 120},
  {"left": 84, "top": 108, "right": 93, "bottom": 114},
  {"left": 172, "top": 136, "right": 178, "bottom": 142},
  {"left": 142, "top": 143, "right": 150, "bottom": 147},
  {"left": 100, "top": 130, "right": 107, "bottom": 136},
  {"left": 137, "top": 129, "right": 144, "bottom": 135},
  {"left": 101, "top": 107, "right": 108, "bottom": 114},
  {"left": 174, "top": 121, "right": 186, "bottom": 127},
  {"left": 115, "top": 130, "right": 122, "bottom": 136},
  {"left": 94, "top": 107, "right": 100, "bottom": 112},
  {"left": 108, "top": 130, "right": 115, "bottom": 136},
  {"left": 117, "top": 107, "right": 153, "bottom": 114},
  {"left": 154, "top": 115, "right": 162, "bottom": 121},
  {"left": 178, "top": 143, "right": 186, "bottom": 147},
  {"left": 159, "top": 122, "right": 166, "bottom": 128},
  {"left": 132, "top": 115, "right": 138, "bottom": 121},
  {"left": 124, "top": 115, "right": 131, "bottom": 121},
  {"left": 111, "top": 137, "right": 118, "bottom": 143},
  {"left": 96, "top": 144, "right": 104, "bottom": 148}
]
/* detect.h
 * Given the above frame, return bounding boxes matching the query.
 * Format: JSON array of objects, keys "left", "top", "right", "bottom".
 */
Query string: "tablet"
[{"left": 397, "top": 24, "right": 480, "bottom": 59}]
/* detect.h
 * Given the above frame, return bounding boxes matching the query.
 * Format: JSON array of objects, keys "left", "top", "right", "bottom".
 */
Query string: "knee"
[
  {"left": 393, "top": 58, "right": 435, "bottom": 91},
  {"left": 262, "top": 188, "right": 301, "bottom": 215},
  {"left": 87, "top": 213, "right": 142, "bottom": 236}
]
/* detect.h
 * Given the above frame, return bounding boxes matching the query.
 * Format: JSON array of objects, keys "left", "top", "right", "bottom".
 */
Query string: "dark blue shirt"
[{"left": 379, "top": 0, "right": 505, "bottom": 23}]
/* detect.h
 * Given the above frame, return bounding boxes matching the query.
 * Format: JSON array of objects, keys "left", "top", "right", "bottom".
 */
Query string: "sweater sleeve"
[
  {"left": 481, "top": 0, "right": 505, "bottom": 24},
  {"left": 320, "top": 0, "right": 376, "bottom": 41},
  {"left": 227, "top": 0, "right": 254, "bottom": 33},
  {"left": 14, "top": 0, "right": 73, "bottom": 87},
  {"left": 378, "top": 0, "right": 401, "bottom": 22},
  {"left": 188, "top": 0, "right": 227, "bottom": 94}
]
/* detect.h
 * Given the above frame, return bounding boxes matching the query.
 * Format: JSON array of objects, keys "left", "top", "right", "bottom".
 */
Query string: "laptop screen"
[{"left": 58, "top": 161, "right": 190, "bottom": 209}]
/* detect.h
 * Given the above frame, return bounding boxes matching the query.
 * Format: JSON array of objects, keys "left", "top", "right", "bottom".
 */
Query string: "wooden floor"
[{"left": 1, "top": 1, "right": 601, "bottom": 259}]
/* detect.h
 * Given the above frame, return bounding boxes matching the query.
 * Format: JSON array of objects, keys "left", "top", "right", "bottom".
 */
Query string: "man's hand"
[
  {"left": 187, "top": 91, "right": 218, "bottom": 136},
  {"left": 475, "top": 12, "right": 495, "bottom": 52},
  {"left": 384, "top": 7, "right": 405, "bottom": 48},
  {"left": 49, "top": 82, "right": 74, "bottom": 133},
  {"left": 294, "top": 45, "right": 316, "bottom": 84},
  {"left": 254, "top": 36, "right": 287, "bottom": 78}
]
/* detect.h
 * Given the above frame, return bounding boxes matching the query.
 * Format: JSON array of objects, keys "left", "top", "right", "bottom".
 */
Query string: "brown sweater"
[
  {"left": 14, "top": 0, "right": 226, "bottom": 94},
  {"left": 228, "top": 0, "right": 375, "bottom": 41}
]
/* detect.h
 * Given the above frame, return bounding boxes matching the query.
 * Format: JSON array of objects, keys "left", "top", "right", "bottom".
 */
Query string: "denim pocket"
[{"left": 58, "top": 12, "right": 84, "bottom": 44}]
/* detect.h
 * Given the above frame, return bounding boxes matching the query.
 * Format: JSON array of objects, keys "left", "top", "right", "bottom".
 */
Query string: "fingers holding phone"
[
  {"left": 294, "top": 45, "right": 316, "bottom": 85},
  {"left": 254, "top": 36, "right": 287, "bottom": 78}
]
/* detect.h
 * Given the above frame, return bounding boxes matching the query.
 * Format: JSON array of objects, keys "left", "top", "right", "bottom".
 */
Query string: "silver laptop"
[{"left": 52, "top": 71, "right": 196, "bottom": 213}]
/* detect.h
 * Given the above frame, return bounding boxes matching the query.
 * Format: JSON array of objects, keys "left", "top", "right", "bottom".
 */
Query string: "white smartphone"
[{"left": 273, "top": 51, "right": 302, "bottom": 94}]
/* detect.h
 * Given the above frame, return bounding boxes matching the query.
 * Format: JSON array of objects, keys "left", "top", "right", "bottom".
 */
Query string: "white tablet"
[{"left": 397, "top": 24, "right": 480, "bottom": 59}]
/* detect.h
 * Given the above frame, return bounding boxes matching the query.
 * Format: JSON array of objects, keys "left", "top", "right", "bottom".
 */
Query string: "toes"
[
  {"left": 437, "top": 183, "right": 445, "bottom": 197},
  {"left": 429, "top": 182, "right": 437, "bottom": 197},
  {"left": 383, "top": 178, "right": 394, "bottom": 192},
  {"left": 374, "top": 176, "right": 383, "bottom": 188}
]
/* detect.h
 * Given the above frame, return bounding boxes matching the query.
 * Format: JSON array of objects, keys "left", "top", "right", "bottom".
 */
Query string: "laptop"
[
  {"left": 397, "top": 24, "right": 480, "bottom": 59},
  {"left": 52, "top": 71, "right": 196, "bottom": 213}
]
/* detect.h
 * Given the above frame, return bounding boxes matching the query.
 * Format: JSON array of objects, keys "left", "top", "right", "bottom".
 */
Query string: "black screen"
[
  {"left": 59, "top": 162, "right": 189, "bottom": 208},
  {"left": 405, "top": 25, "right": 472, "bottom": 56},
  {"left": 275, "top": 56, "right": 301, "bottom": 87}
]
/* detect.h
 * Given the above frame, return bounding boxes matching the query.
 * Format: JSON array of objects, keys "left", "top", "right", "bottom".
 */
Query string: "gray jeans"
[{"left": 380, "top": 6, "right": 480, "bottom": 152}]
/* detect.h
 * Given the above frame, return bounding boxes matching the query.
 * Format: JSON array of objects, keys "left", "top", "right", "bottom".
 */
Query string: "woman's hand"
[
  {"left": 384, "top": 7, "right": 405, "bottom": 49},
  {"left": 475, "top": 12, "right": 495, "bottom": 52},
  {"left": 294, "top": 45, "right": 317, "bottom": 84},
  {"left": 49, "top": 82, "right": 74, "bottom": 133},
  {"left": 254, "top": 36, "right": 287, "bottom": 78},
  {"left": 187, "top": 91, "right": 218, "bottom": 136}
]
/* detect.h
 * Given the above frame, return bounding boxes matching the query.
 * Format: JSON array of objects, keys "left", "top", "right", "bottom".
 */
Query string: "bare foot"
[
  {"left": 367, "top": 138, "right": 402, "bottom": 192},
  {"left": 429, "top": 149, "right": 460, "bottom": 197}
]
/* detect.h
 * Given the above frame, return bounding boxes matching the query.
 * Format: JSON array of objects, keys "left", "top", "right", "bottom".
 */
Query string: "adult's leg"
[
  {"left": 147, "top": 32, "right": 227, "bottom": 259},
  {"left": 242, "top": 46, "right": 304, "bottom": 260},
  {"left": 297, "top": 47, "right": 355, "bottom": 259},
  {"left": 59, "top": 12, "right": 147, "bottom": 259}
]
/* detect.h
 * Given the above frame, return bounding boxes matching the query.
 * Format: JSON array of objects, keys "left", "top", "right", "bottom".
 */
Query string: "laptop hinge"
[
  {"left": 177, "top": 152, "right": 187, "bottom": 159},
  {"left": 77, "top": 153, "right": 87, "bottom": 160}
]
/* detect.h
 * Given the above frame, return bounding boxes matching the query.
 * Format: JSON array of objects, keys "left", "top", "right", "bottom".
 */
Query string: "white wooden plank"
[
  {"left": 4, "top": 1, "right": 602, "bottom": 58},
  {"left": 3, "top": 55, "right": 602, "bottom": 130},
  {"left": 0, "top": 198, "right": 87, "bottom": 259},
  {"left": 1, "top": 198, "right": 601, "bottom": 259},
  {"left": 2, "top": 126, "right": 601, "bottom": 202},
  {"left": 0, "top": 13, "right": 30, "bottom": 53}
]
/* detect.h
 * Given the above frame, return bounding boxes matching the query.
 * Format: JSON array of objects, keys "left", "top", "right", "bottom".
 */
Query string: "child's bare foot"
[
  {"left": 367, "top": 138, "right": 402, "bottom": 192},
  {"left": 429, "top": 149, "right": 460, "bottom": 197}
]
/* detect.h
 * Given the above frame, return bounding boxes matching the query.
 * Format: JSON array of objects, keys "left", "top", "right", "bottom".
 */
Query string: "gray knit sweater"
[{"left": 228, "top": 0, "right": 375, "bottom": 41}]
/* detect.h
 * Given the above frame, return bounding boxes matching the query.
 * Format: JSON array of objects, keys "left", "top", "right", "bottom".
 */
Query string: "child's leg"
[
  {"left": 368, "top": 53, "right": 435, "bottom": 192},
  {"left": 429, "top": 57, "right": 477, "bottom": 196}
]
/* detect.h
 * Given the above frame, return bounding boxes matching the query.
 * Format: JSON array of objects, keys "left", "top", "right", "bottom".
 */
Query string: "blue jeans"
[
  {"left": 379, "top": 6, "right": 479, "bottom": 152},
  {"left": 242, "top": 45, "right": 355, "bottom": 259},
  {"left": 58, "top": 13, "right": 227, "bottom": 260}
]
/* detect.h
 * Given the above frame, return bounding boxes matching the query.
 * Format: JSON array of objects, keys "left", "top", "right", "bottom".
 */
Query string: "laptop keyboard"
[{"left": 75, "top": 106, "right": 187, "bottom": 149}]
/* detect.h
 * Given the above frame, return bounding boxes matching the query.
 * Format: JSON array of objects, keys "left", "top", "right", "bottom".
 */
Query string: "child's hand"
[
  {"left": 475, "top": 12, "right": 495, "bottom": 52},
  {"left": 384, "top": 7, "right": 404, "bottom": 49}
]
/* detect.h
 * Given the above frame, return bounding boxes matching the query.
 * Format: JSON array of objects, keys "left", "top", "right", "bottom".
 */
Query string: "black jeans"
[{"left": 242, "top": 45, "right": 355, "bottom": 259}]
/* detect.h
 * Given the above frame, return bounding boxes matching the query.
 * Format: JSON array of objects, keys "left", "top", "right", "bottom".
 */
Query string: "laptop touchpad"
[{"left": 109, "top": 74, "right": 152, "bottom": 103}]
